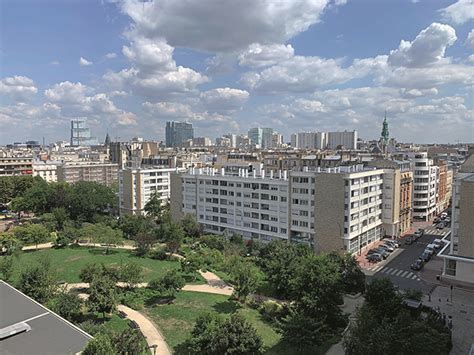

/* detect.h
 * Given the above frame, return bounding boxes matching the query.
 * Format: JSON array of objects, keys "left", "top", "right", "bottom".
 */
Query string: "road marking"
[
  {"left": 373, "top": 265, "right": 383, "bottom": 272},
  {"left": 395, "top": 270, "right": 403, "bottom": 276},
  {"left": 389, "top": 269, "right": 399, "bottom": 275},
  {"left": 411, "top": 275, "right": 417, "bottom": 280},
  {"left": 416, "top": 278, "right": 421, "bottom": 282},
  {"left": 401, "top": 271, "right": 409, "bottom": 277},
  {"left": 381, "top": 267, "right": 391, "bottom": 274},
  {"left": 407, "top": 272, "right": 414, "bottom": 278}
]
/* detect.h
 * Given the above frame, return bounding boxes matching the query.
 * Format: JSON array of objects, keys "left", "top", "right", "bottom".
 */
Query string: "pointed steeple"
[
  {"left": 105, "top": 132, "right": 111, "bottom": 146},
  {"left": 381, "top": 111, "right": 389, "bottom": 145}
]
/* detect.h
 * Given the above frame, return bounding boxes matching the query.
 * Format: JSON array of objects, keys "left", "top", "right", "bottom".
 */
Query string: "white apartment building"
[
  {"left": 171, "top": 165, "right": 384, "bottom": 254},
  {"left": 290, "top": 132, "right": 326, "bottom": 150},
  {"left": 326, "top": 131, "right": 358, "bottom": 150},
  {"left": 410, "top": 152, "right": 438, "bottom": 221},
  {"left": 32, "top": 161, "right": 60, "bottom": 182},
  {"left": 119, "top": 167, "right": 185, "bottom": 216}
]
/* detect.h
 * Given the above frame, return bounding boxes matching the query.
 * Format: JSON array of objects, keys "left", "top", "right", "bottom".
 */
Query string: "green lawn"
[
  {"left": 144, "top": 291, "right": 333, "bottom": 354},
  {"left": 5, "top": 246, "right": 202, "bottom": 283}
]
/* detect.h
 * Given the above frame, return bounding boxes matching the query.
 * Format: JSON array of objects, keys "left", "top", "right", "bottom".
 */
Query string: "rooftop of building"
[{"left": 0, "top": 280, "right": 91, "bottom": 355}]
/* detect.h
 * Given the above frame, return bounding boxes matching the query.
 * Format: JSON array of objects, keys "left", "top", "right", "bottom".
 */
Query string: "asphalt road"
[{"left": 367, "top": 225, "right": 450, "bottom": 293}]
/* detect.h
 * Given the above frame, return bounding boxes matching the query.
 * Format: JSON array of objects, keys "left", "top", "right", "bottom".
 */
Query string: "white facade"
[
  {"left": 119, "top": 167, "right": 185, "bottom": 215},
  {"left": 177, "top": 165, "right": 384, "bottom": 253},
  {"left": 410, "top": 152, "right": 438, "bottom": 220},
  {"left": 290, "top": 132, "right": 326, "bottom": 150},
  {"left": 326, "top": 131, "right": 358, "bottom": 150},
  {"left": 32, "top": 161, "right": 59, "bottom": 182}
]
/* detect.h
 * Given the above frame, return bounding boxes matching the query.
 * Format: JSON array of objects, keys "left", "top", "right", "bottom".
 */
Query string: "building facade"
[
  {"left": 435, "top": 160, "right": 452, "bottom": 213},
  {"left": 171, "top": 165, "right": 385, "bottom": 254},
  {"left": 410, "top": 152, "right": 438, "bottom": 221},
  {"left": 165, "top": 121, "right": 194, "bottom": 148},
  {"left": 326, "top": 131, "right": 358, "bottom": 150},
  {"left": 57, "top": 162, "right": 118, "bottom": 186},
  {"left": 119, "top": 167, "right": 184, "bottom": 215},
  {"left": 32, "top": 161, "right": 59, "bottom": 182},
  {"left": 70, "top": 119, "right": 97, "bottom": 146},
  {"left": 0, "top": 156, "right": 33, "bottom": 176}
]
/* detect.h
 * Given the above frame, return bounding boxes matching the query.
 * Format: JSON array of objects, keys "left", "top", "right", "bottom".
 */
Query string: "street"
[{"left": 363, "top": 225, "right": 450, "bottom": 293}]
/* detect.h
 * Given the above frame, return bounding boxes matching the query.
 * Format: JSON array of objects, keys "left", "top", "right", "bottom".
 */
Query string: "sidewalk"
[{"left": 423, "top": 285, "right": 474, "bottom": 355}]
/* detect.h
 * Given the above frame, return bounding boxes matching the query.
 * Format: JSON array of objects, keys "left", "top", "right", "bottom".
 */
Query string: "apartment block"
[
  {"left": 0, "top": 156, "right": 33, "bottom": 176},
  {"left": 57, "top": 162, "right": 118, "bottom": 186},
  {"left": 410, "top": 152, "right": 438, "bottom": 221},
  {"left": 119, "top": 167, "right": 185, "bottom": 216},
  {"left": 32, "top": 161, "right": 60, "bottom": 182},
  {"left": 435, "top": 160, "right": 452, "bottom": 213},
  {"left": 441, "top": 152, "right": 474, "bottom": 285},
  {"left": 171, "top": 165, "right": 385, "bottom": 254},
  {"left": 326, "top": 131, "right": 358, "bottom": 150}
]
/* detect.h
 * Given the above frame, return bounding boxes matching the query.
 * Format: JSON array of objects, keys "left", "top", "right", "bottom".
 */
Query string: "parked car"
[
  {"left": 384, "top": 239, "right": 399, "bottom": 248},
  {"left": 411, "top": 258, "right": 424, "bottom": 271},
  {"left": 414, "top": 229, "right": 424, "bottom": 239},
  {"left": 436, "top": 222, "right": 445, "bottom": 230},
  {"left": 445, "top": 217, "right": 451, "bottom": 223},
  {"left": 433, "top": 217, "right": 440, "bottom": 224},
  {"left": 425, "top": 244, "right": 436, "bottom": 256},
  {"left": 367, "top": 253, "right": 383, "bottom": 263},
  {"left": 440, "top": 212, "right": 448, "bottom": 219},
  {"left": 374, "top": 248, "right": 390, "bottom": 259},
  {"left": 420, "top": 252, "right": 431, "bottom": 262},
  {"left": 433, "top": 239, "right": 443, "bottom": 250},
  {"left": 379, "top": 244, "right": 395, "bottom": 252},
  {"left": 405, "top": 236, "right": 414, "bottom": 245}
]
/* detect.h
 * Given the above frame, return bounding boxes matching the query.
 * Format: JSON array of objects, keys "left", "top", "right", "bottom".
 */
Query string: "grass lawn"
[
  {"left": 144, "top": 291, "right": 336, "bottom": 354},
  {"left": 5, "top": 246, "right": 204, "bottom": 283}
]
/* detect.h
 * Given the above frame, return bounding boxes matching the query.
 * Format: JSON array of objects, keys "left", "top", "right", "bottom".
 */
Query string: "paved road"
[{"left": 366, "top": 225, "right": 450, "bottom": 292}]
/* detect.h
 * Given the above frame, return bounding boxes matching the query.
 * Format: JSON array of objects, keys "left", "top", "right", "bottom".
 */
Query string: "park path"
[{"left": 117, "top": 305, "right": 172, "bottom": 355}]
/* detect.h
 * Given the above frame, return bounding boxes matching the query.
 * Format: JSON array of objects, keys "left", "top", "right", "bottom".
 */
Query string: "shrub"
[
  {"left": 150, "top": 247, "right": 168, "bottom": 260},
  {"left": 259, "top": 300, "right": 284, "bottom": 321}
]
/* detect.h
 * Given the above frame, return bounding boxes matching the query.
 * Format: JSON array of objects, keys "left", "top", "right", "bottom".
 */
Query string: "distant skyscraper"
[
  {"left": 70, "top": 119, "right": 97, "bottom": 146},
  {"left": 165, "top": 121, "right": 194, "bottom": 147},
  {"left": 248, "top": 127, "right": 263, "bottom": 146}
]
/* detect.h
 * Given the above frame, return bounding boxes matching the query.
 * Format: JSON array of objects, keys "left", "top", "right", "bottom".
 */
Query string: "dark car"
[
  {"left": 420, "top": 252, "right": 431, "bottom": 262},
  {"left": 405, "top": 236, "right": 414, "bottom": 245},
  {"left": 373, "top": 248, "right": 389, "bottom": 259},
  {"left": 436, "top": 222, "right": 445, "bottom": 230},
  {"left": 411, "top": 259, "right": 424, "bottom": 271},
  {"left": 367, "top": 253, "right": 383, "bottom": 263},
  {"left": 433, "top": 217, "right": 440, "bottom": 224}
]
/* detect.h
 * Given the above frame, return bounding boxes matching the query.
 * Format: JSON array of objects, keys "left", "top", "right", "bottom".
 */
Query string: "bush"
[
  {"left": 150, "top": 247, "right": 168, "bottom": 260},
  {"left": 259, "top": 300, "right": 284, "bottom": 321}
]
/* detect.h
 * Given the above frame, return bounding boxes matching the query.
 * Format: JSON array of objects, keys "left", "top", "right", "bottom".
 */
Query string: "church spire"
[
  {"left": 381, "top": 111, "right": 389, "bottom": 145},
  {"left": 105, "top": 132, "right": 111, "bottom": 146}
]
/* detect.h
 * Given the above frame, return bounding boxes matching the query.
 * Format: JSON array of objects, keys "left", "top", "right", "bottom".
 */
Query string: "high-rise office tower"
[
  {"left": 70, "top": 119, "right": 97, "bottom": 146},
  {"left": 165, "top": 121, "right": 194, "bottom": 148}
]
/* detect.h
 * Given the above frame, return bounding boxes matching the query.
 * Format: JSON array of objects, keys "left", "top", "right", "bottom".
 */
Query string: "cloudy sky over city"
[{"left": 0, "top": 0, "right": 473, "bottom": 144}]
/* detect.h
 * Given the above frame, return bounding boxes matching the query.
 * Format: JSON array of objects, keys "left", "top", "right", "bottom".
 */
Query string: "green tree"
[
  {"left": 229, "top": 258, "right": 261, "bottom": 302},
  {"left": 133, "top": 232, "right": 158, "bottom": 256},
  {"left": 119, "top": 214, "right": 154, "bottom": 239},
  {"left": 80, "top": 223, "right": 123, "bottom": 254},
  {"left": 148, "top": 270, "right": 185, "bottom": 297},
  {"left": 52, "top": 207, "right": 69, "bottom": 231},
  {"left": 14, "top": 223, "right": 50, "bottom": 249},
  {"left": 0, "top": 255, "right": 14, "bottom": 281},
  {"left": 82, "top": 333, "right": 117, "bottom": 355},
  {"left": 281, "top": 307, "right": 332, "bottom": 347},
  {"left": 50, "top": 291, "right": 82, "bottom": 322},
  {"left": 80, "top": 263, "right": 120, "bottom": 284},
  {"left": 54, "top": 223, "right": 80, "bottom": 248},
  {"left": 181, "top": 213, "right": 201, "bottom": 239},
  {"left": 163, "top": 222, "right": 184, "bottom": 254},
  {"left": 113, "top": 328, "right": 148, "bottom": 355},
  {"left": 144, "top": 192, "right": 164, "bottom": 221},
  {"left": 364, "top": 278, "right": 402, "bottom": 320},
  {"left": 0, "top": 232, "right": 23, "bottom": 255},
  {"left": 68, "top": 181, "right": 116, "bottom": 221},
  {"left": 186, "top": 312, "right": 263, "bottom": 354},
  {"left": 329, "top": 252, "right": 366, "bottom": 294},
  {"left": 180, "top": 253, "right": 203, "bottom": 281},
  {"left": 119, "top": 262, "right": 143, "bottom": 289},
  {"left": 18, "top": 257, "right": 57, "bottom": 303},
  {"left": 87, "top": 274, "right": 117, "bottom": 320}
]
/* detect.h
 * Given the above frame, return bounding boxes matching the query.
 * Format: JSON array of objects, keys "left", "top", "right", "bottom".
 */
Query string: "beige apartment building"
[
  {"left": 0, "top": 156, "right": 33, "bottom": 176},
  {"left": 435, "top": 160, "right": 452, "bottom": 213},
  {"left": 368, "top": 159, "right": 413, "bottom": 237},
  {"left": 57, "top": 162, "right": 118, "bottom": 186},
  {"left": 441, "top": 151, "right": 474, "bottom": 286}
]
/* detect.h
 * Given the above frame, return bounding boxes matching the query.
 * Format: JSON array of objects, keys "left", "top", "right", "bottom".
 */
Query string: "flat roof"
[{"left": 0, "top": 281, "right": 92, "bottom": 355}]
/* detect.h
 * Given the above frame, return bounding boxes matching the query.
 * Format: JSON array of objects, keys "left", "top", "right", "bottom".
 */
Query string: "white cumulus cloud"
[
  {"left": 439, "top": 0, "right": 474, "bottom": 25},
  {"left": 0, "top": 76, "right": 38, "bottom": 102},
  {"left": 79, "top": 57, "right": 93, "bottom": 66}
]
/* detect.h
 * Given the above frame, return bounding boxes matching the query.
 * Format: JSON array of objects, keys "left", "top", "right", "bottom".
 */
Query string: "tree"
[
  {"left": 80, "top": 223, "right": 123, "bottom": 254},
  {"left": 50, "top": 291, "right": 82, "bottom": 322},
  {"left": 281, "top": 308, "right": 332, "bottom": 347},
  {"left": 80, "top": 263, "right": 120, "bottom": 284},
  {"left": 54, "top": 223, "right": 80, "bottom": 248},
  {"left": 87, "top": 274, "right": 117, "bottom": 320},
  {"left": 180, "top": 253, "right": 203, "bottom": 281},
  {"left": 18, "top": 257, "right": 57, "bottom": 303},
  {"left": 119, "top": 214, "right": 154, "bottom": 239},
  {"left": 329, "top": 252, "right": 366, "bottom": 294},
  {"left": 364, "top": 278, "right": 402, "bottom": 320},
  {"left": 144, "top": 192, "right": 164, "bottom": 221},
  {"left": 119, "top": 262, "right": 143, "bottom": 289},
  {"left": 14, "top": 223, "right": 50, "bottom": 248},
  {"left": 148, "top": 270, "right": 185, "bottom": 297},
  {"left": 0, "top": 255, "right": 14, "bottom": 281},
  {"left": 229, "top": 258, "right": 261, "bottom": 302},
  {"left": 82, "top": 333, "right": 117, "bottom": 355},
  {"left": 163, "top": 222, "right": 184, "bottom": 254},
  {"left": 52, "top": 207, "right": 69, "bottom": 231},
  {"left": 186, "top": 312, "right": 263, "bottom": 354},
  {"left": 113, "top": 328, "right": 148, "bottom": 355},
  {"left": 133, "top": 232, "right": 158, "bottom": 256},
  {"left": 68, "top": 181, "right": 116, "bottom": 221},
  {"left": 181, "top": 213, "right": 201, "bottom": 239},
  {"left": 0, "top": 232, "right": 23, "bottom": 255}
]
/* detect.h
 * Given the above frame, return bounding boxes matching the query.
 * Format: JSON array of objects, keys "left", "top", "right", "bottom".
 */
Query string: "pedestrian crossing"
[
  {"left": 367, "top": 265, "right": 421, "bottom": 281},
  {"left": 422, "top": 226, "right": 450, "bottom": 237}
]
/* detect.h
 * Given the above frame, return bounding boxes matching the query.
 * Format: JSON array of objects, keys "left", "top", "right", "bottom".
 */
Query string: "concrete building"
[
  {"left": 165, "top": 121, "right": 194, "bottom": 148},
  {"left": 435, "top": 160, "right": 452, "bottom": 213},
  {"left": 192, "top": 137, "right": 212, "bottom": 147},
  {"left": 119, "top": 166, "right": 184, "bottom": 215},
  {"left": 0, "top": 156, "right": 33, "bottom": 176},
  {"left": 171, "top": 164, "right": 385, "bottom": 254},
  {"left": 70, "top": 119, "right": 97, "bottom": 146},
  {"left": 368, "top": 159, "right": 413, "bottom": 237},
  {"left": 326, "top": 130, "right": 358, "bottom": 150},
  {"left": 57, "top": 162, "right": 118, "bottom": 186},
  {"left": 248, "top": 127, "right": 263, "bottom": 147},
  {"left": 290, "top": 132, "right": 326, "bottom": 149},
  {"left": 410, "top": 152, "right": 438, "bottom": 221},
  {"left": 32, "top": 161, "right": 60, "bottom": 182},
  {"left": 441, "top": 151, "right": 474, "bottom": 286}
]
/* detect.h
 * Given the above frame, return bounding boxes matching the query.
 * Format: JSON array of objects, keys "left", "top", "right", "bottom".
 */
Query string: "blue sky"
[{"left": 1, "top": 0, "right": 473, "bottom": 144}]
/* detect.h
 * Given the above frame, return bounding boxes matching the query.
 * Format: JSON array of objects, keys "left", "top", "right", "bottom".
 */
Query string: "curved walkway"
[{"left": 118, "top": 305, "right": 172, "bottom": 355}]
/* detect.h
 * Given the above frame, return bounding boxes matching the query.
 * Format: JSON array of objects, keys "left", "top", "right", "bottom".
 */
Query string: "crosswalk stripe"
[
  {"left": 395, "top": 270, "right": 403, "bottom": 276},
  {"left": 382, "top": 267, "right": 391, "bottom": 274},
  {"left": 372, "top": 265, "right": 383, "bottom": 272},
  {"left": 407, "top": 272, "right": 414, "bottom": 278},
  {"left": 389, "top": 269, "right": 398, "bottom": 275},
  {"left": 411, "top": 275, "right": 417, "bottom": 280},
  {"left": 401, "top": 271, "right": 409, "bottom": 277},
  {"left": 416, "top": 278, "right": 420, "bottom": 282}
]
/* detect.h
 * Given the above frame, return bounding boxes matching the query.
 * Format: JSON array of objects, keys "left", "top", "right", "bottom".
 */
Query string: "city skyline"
[{"left": 1, "top": 0, "right": 473, "bottom": 145}]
